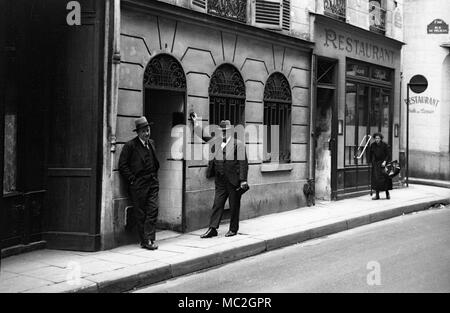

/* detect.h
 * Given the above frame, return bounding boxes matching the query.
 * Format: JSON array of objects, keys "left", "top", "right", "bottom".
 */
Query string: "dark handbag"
[
  {"left": 206, "top": 160, "right": 215, "bottom": 178},
  {"left": 384, "top": 160, "right": 401, "bottom": 178}
]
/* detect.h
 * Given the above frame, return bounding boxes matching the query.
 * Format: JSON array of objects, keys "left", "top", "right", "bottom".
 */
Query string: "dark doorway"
[
  {"left": 143, "top": 54, "right": 187, "bottom": 232},
  {"left": 314, "top": 57, "right": 338, "bottom": 200},
  {"left": 144, "top": 90, "right": 185, "bottom": 231}
]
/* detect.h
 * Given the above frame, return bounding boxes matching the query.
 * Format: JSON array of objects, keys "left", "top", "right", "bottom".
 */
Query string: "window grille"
[{"left": 263, "top": 72, "right": 292, "bottom": 163}]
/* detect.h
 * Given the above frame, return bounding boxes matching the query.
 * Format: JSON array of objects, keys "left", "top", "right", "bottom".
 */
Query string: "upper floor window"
[
  {"left": 369, "top": 0, "right": 387, "bottom": 34},
  {"left": 207, "top": 0, "right": 247, "bottom": 23},
  {"left": 190, "top": 0, "right": 291, "bottom": 32},
  {"left": 324, "top": 0, "right": 346, "bottom": 22}
]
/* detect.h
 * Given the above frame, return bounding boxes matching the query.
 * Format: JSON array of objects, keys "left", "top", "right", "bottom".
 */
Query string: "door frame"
[
  {"left": 143, "top": 88, "right": 187, "bottom": 233},
  {"left": 314, "top": 55, "right": 339, "bottom": 200}
]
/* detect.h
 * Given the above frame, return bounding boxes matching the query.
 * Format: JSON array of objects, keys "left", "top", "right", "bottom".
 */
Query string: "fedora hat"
[
  {"left": 219, "top": 120, "right": 232, "bottom": 130},
  {"left": 133, "top": 116, "right": 153, "bottom": 132}
]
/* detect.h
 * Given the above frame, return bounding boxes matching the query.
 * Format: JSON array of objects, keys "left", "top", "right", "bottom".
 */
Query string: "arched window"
[
  {"left": 263, "top": 72, "right": 292, "bottom": 163},
  {"left": 209, "top": 64, "right": 245, "bottom": 126},
  {"left": 143, "top": 54, "right": 186, "bottom": 91}
]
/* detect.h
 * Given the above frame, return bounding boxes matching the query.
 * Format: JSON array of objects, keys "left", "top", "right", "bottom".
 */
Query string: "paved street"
[{"left": 136, "top": 206, "right": 450, "bottom": 293}]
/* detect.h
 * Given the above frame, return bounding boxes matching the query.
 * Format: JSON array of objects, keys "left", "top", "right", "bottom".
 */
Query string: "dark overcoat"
[
  {"left": 368, "top": 141, "right": 392, "bottom": 191},
  {"left": 118, "top": 137, "right": 160, "bottom": 194}
]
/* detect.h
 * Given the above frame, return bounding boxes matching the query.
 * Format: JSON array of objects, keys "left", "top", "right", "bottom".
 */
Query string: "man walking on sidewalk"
[
  {"left": 190, "top": 112, "right": 249, "bottom": 238},
  {"left": 119, "top": 116, "right": 160, "bottom": 250}
]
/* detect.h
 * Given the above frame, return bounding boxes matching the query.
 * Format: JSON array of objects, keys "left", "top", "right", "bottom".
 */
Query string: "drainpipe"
[
  {"left": 100, "top": 0, "right": 120, "bottom": 250},
  {"left": 309, "top": 52, "right": 316, "bottom": 182},
  {"left": 110, "top": 0, "right": 121, "bottom": 152}
]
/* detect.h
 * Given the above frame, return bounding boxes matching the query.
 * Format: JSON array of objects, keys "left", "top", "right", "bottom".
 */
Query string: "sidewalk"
[{"left": 1, "top": 184, "right": 449, "bottom": 293}]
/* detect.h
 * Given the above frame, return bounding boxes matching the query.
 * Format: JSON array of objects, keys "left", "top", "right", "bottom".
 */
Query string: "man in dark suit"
[
  {"left": 190, "top": 113, "right": 249, "bottom": 238},
  {"left": 119, "top": 116, "right": 160, "bottom": 250}
]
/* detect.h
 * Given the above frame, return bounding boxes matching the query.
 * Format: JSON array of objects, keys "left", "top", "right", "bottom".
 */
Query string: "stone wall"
[{"left": 114, "top": 6, "right": 312, "bottom": 234}]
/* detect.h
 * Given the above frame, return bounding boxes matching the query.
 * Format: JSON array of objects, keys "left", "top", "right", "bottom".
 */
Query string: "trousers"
[
  {"left": 130, "top": 178, "right": 159, "bottom": 242},
  {"left": 209, "top": 173, "right": 242, "bottom": 232}
]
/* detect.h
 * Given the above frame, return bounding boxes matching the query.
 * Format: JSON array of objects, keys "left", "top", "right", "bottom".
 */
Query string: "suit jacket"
[
  {"left": 119, "top": 137, "right": 160, "bottom": 191},
  {"left": 194, "top": 125, "right": 248, "bottom": 187}
]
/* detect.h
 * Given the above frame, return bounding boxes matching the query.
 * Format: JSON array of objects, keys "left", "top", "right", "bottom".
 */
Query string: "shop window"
[
  {"left": 369, "top": 0, "right": 387, "bottom": 34},
  {"left": 345, "top": 60, "right": 393, "bottom": 168},
  {"left": 209, "top": 64, "right": 246, "bottom": 126},
  {"left": 263, "top": 72, "right": 292, "bottom": 163},
  {"left": 324, "top": 0, "right": 346, "bottom": 22},
  {"left": 3, "top": 103, "right": 18, "bottom": 195}
]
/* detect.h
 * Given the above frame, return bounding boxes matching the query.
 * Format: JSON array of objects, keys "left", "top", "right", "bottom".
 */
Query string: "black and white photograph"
[{"left": 0, "top": 0, "right": 449, "bottom": 300}]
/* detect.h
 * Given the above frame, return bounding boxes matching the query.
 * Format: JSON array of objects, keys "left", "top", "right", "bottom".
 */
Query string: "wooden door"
[{"left": 42, "top": 0, "right": 104, "bottom": 251}]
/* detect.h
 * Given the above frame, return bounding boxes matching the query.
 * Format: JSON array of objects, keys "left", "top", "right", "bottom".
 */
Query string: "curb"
[
  {"left": 409, "top": 178, "right": 450, "bottom": 189},
  {"left": 71, "top": 196, "right": 450, "bottom": 293}
]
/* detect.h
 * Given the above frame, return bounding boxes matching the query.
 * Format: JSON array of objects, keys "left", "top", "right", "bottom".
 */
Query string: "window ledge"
[{"left": 260, "top": 163, "right": 293, "bottom": 173}]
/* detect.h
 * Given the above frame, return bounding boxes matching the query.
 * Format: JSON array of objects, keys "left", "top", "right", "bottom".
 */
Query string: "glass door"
[{"left": 345, "top": 83, "right": 391, "bottom": 193}]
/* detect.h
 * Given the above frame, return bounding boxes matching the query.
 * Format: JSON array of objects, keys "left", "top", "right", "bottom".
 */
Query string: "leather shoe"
[
  {"left": 141, "top": 241, "right": 158, "bottom": 250},
  {"left": 200, "top": 227, "right": 217, "bottom": 238},
  {"left": 225, "top": 230, "right": 237, "bottom": 237}
]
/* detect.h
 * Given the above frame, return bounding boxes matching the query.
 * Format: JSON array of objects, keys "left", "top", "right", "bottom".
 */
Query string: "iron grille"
[
  {"left": 323, "top": 0, "right": 346, "bottom": 22},
  {"left": 209, "top": 64, "right": 246, "bottom": 126},
  {"left": 208, "top": 0, "right": 247, "bottom": 23},
  {"left": 144, "top": 54, "right": 186, "bottom": 90},
  {"left": 264, "top": 73, "right": 292, "bottom": 163},
  {"left": 209, "top": 64, "right": 245, "bottom": 98},
  {"left": 264, "top": 72, "right": 292, "bottom": 102}
]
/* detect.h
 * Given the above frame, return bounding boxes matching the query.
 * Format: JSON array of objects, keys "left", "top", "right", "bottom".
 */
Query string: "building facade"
[
  {"left": 1, "top": 0, "right": 406, "bottom": 253},
  {"left": 107, "top": 0, "right": 314, "bottom": 248},
  {"left": 310, "top": 0, "right": 404, "bottom": 200},
  {"left": 402, "top": 0, "right": 450, "bottom": 181}
]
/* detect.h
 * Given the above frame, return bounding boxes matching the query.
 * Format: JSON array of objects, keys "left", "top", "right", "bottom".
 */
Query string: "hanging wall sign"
[{"left": 427, "top": 19, "right": 449, "bottom": 34}]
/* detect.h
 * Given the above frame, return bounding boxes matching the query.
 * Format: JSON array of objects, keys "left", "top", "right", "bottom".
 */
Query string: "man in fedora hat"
[
  {"left": 190, "top": 112, "right": 249, "bottom": 238},
  {"left": 119, "top": 116, "right": 160, "bottom": 250}
]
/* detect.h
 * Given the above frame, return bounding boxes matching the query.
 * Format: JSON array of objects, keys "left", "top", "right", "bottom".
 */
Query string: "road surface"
[{"left": 135, "top": 206, "right": 450, "bottom": 293}]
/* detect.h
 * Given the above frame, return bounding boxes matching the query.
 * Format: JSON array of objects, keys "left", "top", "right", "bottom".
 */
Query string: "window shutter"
[
  {"left": 252, "top": 0, "right": 283, "bottom": 30},
  {"left": 282, "top": 0, "right": 290, "bottom": 31},
  {"left": 190, "top": 0, "right": 207, "bottom": 13}
]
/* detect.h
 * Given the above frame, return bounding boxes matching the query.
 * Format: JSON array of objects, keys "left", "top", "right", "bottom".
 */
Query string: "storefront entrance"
[
  {"left": 314, "top": 57, "right": 338, "bottom": 200},
  {"left": 341, "top": 59, "right": 393, "bottom": 195}
]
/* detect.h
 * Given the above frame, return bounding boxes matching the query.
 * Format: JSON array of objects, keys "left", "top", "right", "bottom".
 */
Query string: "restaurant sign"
[{"left": 427, "top": 19, "right": 449, "bottom": 34}]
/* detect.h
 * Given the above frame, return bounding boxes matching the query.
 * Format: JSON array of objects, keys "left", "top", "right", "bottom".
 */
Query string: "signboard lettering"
[
  {"left": 324, "top": 29, "right": 395, "bottom": 64},
  {"left": 405, "top": 96, "right": 440, "bottom": 114}
]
